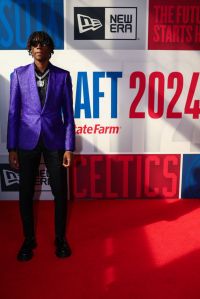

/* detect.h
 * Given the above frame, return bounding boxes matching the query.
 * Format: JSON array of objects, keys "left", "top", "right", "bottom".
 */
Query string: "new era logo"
[
  {"left": 74, "top": 7, "right": 137, "bottom": 40},
  {"left": 77, "top": 14, "right": 102, "bottom": 33},
  {"left": 74, "top": 7, "right": 105, "bottom": 40},
  {"left": 3, "top": 169, "right": 19, "bottom": 186},
  {"left": 0, "top": 164, "right": 19, "bottom": 191},
  {"left": 0, "top": 163, "right": 51, "bottom": 192}
]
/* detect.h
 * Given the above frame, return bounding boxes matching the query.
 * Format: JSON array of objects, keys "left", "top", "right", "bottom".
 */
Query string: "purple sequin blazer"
[{"left": 7, "top": 62, "right": 75, "bottom": 151}]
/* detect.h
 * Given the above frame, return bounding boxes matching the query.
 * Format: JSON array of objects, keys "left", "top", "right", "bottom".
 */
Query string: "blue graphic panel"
[
  {"left": 182, "top": 154, "right": 200, "bottom": 198},
  {"left": 0, "top": 0, "right": 64, "bottom": 49}
]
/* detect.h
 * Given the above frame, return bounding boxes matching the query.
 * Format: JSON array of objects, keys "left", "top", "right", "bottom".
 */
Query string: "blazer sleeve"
[
  {"left": 62, "top": 71, "right": 75, "bottom": 151},
  {"left": 7, "top": 70, "right": 21, "bottom": 150}
]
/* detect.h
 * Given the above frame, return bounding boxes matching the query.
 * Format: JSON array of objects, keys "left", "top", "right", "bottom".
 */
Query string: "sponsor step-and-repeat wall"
[{"left": 0, "top": 0, "right": 200, "bottom": 199}]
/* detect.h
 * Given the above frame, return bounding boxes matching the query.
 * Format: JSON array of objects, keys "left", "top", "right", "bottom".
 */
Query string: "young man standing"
[{"left": 7, "top": 31, "right": 75, "bottom": 261}]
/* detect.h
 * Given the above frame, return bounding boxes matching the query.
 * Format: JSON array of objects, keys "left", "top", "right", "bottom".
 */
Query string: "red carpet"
[{"left": 0, "top": 199, "right": 200, "bottom": 299}]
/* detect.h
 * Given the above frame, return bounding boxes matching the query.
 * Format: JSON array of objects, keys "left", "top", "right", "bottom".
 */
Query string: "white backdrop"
[{"left": 0, "top": 0, "right": 200, "bottom": 199}]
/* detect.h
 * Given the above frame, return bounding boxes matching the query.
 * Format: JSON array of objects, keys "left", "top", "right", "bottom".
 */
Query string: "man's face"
[{"left": 30, "top": 39, "right": 51, "bottom": 62}]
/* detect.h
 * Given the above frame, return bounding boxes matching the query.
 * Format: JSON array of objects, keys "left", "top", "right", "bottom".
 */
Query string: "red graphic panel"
[
  {"left": 148, "top": 0, "right": 200, "bottom": 50},
  {"left": 72, "top": 154, "right": 180, "bottom": 199}
]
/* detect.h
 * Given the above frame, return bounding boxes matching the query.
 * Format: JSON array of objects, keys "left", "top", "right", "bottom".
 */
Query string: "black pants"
[{"left": 18, "top": 138, "right": 68, "bottom": 239}]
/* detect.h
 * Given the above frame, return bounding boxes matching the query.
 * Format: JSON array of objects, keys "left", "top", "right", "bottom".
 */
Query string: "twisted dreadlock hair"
[{"left": 27, "top": 31, "right": 54, "bottom": 58}]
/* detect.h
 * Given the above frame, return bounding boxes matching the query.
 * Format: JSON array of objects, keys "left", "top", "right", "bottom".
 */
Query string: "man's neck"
[{"left": 34, "top": 60, "right": 49, "bottom": 73}]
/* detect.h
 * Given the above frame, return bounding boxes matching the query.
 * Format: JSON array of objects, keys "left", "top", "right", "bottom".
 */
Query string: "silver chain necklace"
[{"left": 35, "top": 69, "right": 49, "bottom": 87}]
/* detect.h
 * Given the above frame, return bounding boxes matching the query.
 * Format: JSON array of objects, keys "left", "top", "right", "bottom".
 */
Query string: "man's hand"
[
  {"left": 9, "top": 150, "right": 19, "bottom": 170},
  {"left": 63, "top": 151, "right": 73, "bottom": 168}
]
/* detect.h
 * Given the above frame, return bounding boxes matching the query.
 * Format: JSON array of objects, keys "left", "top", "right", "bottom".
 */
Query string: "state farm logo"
[
  {"left": 0, "top": 165, "right": 19, "bottom": 191},
  {"left": 74, "top": 7, "right": 137, "bottom": 40}
]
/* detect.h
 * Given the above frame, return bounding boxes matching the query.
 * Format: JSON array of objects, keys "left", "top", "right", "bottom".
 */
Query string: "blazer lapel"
[
  {"left": 29, "top": 63, "right": 41, "bottom": 112},
  {"left": 42, "top": 63, "right": 55, "bottom": 112}
]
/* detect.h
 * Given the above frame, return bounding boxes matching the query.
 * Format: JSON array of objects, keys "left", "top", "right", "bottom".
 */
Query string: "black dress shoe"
[
  {"left": 55, "top": 238, "right": 72, "bottom": 258},
  {"left": 17, "top": 238, "right": 37, "bottom": 261}
]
